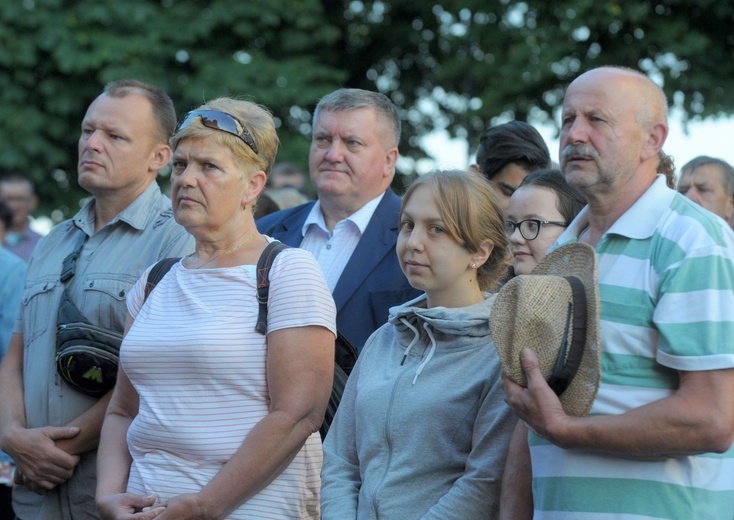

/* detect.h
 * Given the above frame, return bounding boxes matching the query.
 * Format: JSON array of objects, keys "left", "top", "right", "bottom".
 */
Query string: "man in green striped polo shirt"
[{"left": 501, "top": 66, "right": 734, "bottom": 520}]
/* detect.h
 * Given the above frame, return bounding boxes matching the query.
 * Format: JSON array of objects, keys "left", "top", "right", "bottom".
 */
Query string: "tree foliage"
[{"left": 1, "top": 0, "right": 733, "bottom": 219}]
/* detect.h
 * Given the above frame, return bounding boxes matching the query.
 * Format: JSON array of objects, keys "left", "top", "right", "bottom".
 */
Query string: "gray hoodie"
[{"left": 321, "top": 293, "right": 517, "bottom": 520}]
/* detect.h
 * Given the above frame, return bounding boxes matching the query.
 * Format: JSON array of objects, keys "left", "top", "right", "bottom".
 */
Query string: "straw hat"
[{"left": 490, "top": 242, "right": 601, "bottom": 417}]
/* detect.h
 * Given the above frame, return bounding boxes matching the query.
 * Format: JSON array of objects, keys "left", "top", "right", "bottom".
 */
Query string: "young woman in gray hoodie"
[{"left": 321, "top": 169, "right": 517, "bottom": 519}]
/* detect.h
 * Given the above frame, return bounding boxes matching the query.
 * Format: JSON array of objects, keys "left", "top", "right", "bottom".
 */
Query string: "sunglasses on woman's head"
[{"left": 175, "top": 109, "right": 259, "bottom": 155}]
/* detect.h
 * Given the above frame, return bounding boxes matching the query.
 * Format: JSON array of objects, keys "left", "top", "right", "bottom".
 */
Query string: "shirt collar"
[
  {"left": 74, "top": 182, "right": 163, "bottom": 234},
  {"left": 608, "top": 175, "right": 674, "bottom": 240},
  {"left": 557, "top": 174, "right": 673, "bottom": 245},
  {"left": 301, "top": 192, "right": 386, "bottom": 237}
]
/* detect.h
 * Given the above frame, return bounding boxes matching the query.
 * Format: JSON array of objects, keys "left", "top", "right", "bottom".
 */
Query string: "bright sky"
[{"left": 423, "top": 111, "right": 734, "bottom": 180}]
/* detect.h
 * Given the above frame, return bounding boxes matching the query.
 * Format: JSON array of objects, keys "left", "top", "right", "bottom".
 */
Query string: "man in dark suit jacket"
[{"left": 257, "top": 89, "right": 420, "bottom": 351}]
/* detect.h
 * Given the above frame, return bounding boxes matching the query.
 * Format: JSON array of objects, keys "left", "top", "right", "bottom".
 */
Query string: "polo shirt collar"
[
  {"left": 607, "top": 175, "right": 673, "bottom": 240},
  {"left": 558, "top": 174, "right": 673, "bottom": 245}
]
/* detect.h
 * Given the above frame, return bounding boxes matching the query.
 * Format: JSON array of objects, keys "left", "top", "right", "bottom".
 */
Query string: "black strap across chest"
[{"left": 144, "top": 240, "right": 291, "bottom": 338}]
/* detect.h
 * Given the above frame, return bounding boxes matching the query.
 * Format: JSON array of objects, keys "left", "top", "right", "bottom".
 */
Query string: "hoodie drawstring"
[
  {"left": 412, "top": 322, "right": 437, "bottom": 385},
  {"left": 399, "top": 318, "right": 420, "bottom": 366}
]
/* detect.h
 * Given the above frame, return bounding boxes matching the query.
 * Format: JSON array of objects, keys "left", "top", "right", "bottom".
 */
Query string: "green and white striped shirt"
[{"left": 531, "top": 175, "right": 734, "bottom": 519}]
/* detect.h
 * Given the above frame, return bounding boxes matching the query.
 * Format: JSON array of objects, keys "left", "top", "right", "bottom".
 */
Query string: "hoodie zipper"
[{"left": 370, "top": 356, "right": 412, "bottom": 519}]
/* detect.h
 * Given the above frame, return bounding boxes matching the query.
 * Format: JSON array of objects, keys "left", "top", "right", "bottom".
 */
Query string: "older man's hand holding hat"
[
  {"left": 501, "top": 349, "right": 576, "bottom": 442},
  {"left": 491, "top": 242, "right": 601, "bottom": 442}
]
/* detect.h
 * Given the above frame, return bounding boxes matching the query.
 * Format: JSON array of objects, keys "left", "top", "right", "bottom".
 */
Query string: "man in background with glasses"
[
  {"left": 0, "top": 80, "right": 192, "bottom": 520},
  {"left": 257, "top": 88, "right": 420, "bottom": 352},
  {"left": 501, "top": 67, "right": 734, "bottom": 520}
]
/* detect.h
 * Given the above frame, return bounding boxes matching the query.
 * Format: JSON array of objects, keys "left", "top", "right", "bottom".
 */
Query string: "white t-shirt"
[{"left": 122, "top": 245, "right": 336, "bottom": 519}]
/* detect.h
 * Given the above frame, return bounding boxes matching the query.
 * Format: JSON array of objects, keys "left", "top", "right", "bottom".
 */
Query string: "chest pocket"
[
  {"left": 80, "top": 276, "right": 136, "bottom": 332},
  {"left": 22, "top": 280, "right": 59, "bottom": 343}
]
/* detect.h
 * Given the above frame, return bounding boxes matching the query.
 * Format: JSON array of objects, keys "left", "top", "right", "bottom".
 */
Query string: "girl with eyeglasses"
[{"left": 506, "top": 169, "right": 586, "bottom": 275}]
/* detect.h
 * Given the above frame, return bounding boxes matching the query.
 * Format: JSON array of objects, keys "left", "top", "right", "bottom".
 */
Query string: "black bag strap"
[
  {"left": 335, "top": 331, "right": 358, "bottom": 376},
  {"left": 59, "top": 227, "right": 89, "bottom": 284},
  {"left": 255, "top": 240, "right": 291, "bottom": 335},
  {"left": 58, "top": 227, "right": 90, "bottom": 324},
  {"left": 252, "top": 240, "right": 357, "bottom": 441},
  {"left": 143, "top": 240, "right": 290, "bottom": 324},
  {"left": 144, "top": 244, "right": 360, "bottom": 378},
  {"left": 144, "top": 257, "right": 182, "bottom": 301}
]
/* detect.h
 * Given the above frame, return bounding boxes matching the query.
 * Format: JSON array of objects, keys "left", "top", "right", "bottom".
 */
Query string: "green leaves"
[{"left": 3, "top": 0, "right": 734, "bottom": 219}]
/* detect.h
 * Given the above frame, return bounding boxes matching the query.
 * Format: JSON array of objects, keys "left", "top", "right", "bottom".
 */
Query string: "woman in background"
[
  {"left": 321, "top": 169, "right": 516, "bottom": 519},
  {"left": 506, "top": 169, "right": 586, "bottom": 275},
  {"left": 498, "top": 168, "right": 585, "bottom": 519}
]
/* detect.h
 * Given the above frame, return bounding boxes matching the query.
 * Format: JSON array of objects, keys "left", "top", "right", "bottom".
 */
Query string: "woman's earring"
[{"left": 471, "top": 263, "right": 477, "bottom": 269}]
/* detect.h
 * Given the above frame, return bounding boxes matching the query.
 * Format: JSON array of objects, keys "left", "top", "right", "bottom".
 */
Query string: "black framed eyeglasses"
[
  {"left": 174, "top": 109, "right": 259, "bottom": 155},
  {"left": 505, "top": 218, "right": 568, "bottom": 241}
]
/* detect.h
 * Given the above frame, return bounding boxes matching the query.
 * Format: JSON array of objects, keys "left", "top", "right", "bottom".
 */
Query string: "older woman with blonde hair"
[
  {"left": 96, "top": 98, "right": 336, "bottom": 519},
  {"left": 321, "top": 169, "right": 517, "bottom": 519}
]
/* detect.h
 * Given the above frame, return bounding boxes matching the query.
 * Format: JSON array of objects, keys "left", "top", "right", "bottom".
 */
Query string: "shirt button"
[
  {"left": 326, "top": 244, "right": 332, "bottom": 250},
  {"left": 89, "top": 281, "right": 94, "bottom": 287}
]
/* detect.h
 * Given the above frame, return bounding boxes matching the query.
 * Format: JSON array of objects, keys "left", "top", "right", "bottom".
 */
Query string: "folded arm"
[{"left": 0, "top": 332, "right": 81, "bottom": 494}]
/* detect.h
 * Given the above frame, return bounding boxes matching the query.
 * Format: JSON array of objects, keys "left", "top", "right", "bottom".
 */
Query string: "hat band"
[{"left": 547, "top": 276, "right": 587, "bottom": 396}]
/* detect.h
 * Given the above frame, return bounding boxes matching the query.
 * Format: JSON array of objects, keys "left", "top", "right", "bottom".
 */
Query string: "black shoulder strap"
[
  {"left": 59, "top": 228, "right": 89, "bottom": 284},
  {"left": 255, "top": 240, "right": 291, "bottom": 335},
  {"left": 144, "top": 257, "right": 181, "bottom": 301}
]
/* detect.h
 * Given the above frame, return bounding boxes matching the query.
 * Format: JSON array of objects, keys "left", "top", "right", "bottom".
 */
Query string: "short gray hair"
[{"left": 313, "top": 88, "right": 401, "bottom": 148}]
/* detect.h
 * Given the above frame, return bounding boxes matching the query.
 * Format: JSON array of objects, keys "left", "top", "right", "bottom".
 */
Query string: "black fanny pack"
[
  {"left": 54, "top": 228, "right": 123, "bottom": 397},
  {"left": 56, "top": 291, "right": 122, "bottom": 397}
]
